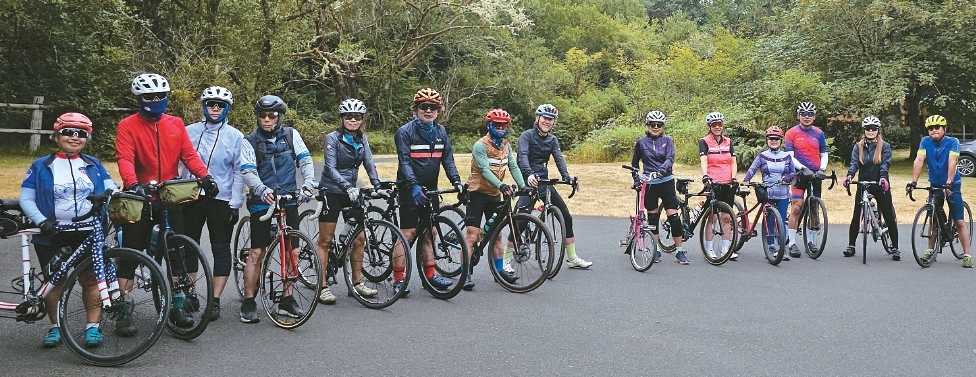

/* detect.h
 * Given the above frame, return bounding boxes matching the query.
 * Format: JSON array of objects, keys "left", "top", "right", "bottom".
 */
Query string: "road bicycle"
[
  {"left": 908, "top": 185, "right": 974, "bottom": 267},
  {"left": 647, "top": 172, "right": 738, "bottom": 265},
  {"left": 297, "top": 189, "right": 411, "bottom": 309},
  {"left": 468, "top": 188, "right": 555, "bottom": 293},
  {"left": 846, "top": 181, "right": 896, "bottom": 264},
  {"left": 0, "top": 191, "right": 169, "bottom": 366},
  {"left": 618, "top": 167, "right": 657, "bottom": 272},
  {"left": 733, "top": 181, "right": 787, "bottom": 265},
  {"left": 528, "top": 177, "right": 578, "bottom": 278},
  {"left": 364, "top": 179, "right": 465, "bottom": 230},
  {"left": 788, "top": 169, "right": 837, "bottom": 259}
]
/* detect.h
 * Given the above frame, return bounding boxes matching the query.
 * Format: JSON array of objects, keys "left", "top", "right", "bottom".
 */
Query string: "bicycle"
[
  {"left": 529, "top": 177, "right": 578, "bottom": 278},
  {"left": 296, "top": 189, "right": 411, "bottom": 309},
  {"left": 788, "top": 169, "right": 838, "bottom": 259},
  {"left": 0, "top": 191, "right": 169, "bottom": 366},
  {"left": 364, "top": 179, "right": 465, "bottom": 231},
  {"left": 733, "top": 182, "right": 788, "bottom": 265},
  {"left": 254, "top": 189, "right": 321, "bottom": 328},
  {"left": 907, "top": 185, "right": 974, "bottom": 267},
  {"left": 846, "top": 180, "right": 896, "bottom": 264},
  {"left": 618, "top": 166, "right": 657, "bottom": 272},
  {"left": 468, "top": 188, "right": 555, "bottom": 293}
]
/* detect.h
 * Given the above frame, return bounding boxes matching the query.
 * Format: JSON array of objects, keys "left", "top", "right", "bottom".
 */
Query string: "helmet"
[
  {"left": 200, "top": 86, "right": 233, "bottom": 105},
  {"left": 925, "top": 114, "right": 947, "bottom": 127},
  {"left": 535, "top": 104, "right": 558, "bottom": 119},
  {"left": 53, "top": 113, "right": 93, "bottom": 133},
  {"left": 338, "top": 98, "right": 367, "bottom": 114},
  {"left": 705, "top": 112, "right": 724, "bottom": 125},
  {"left": 484, "top": 108, "right": 511, "bottom": 125},
  {"left": 645, "top": 110, "right": 666, "bottom": 124},
  {"left": 412, "top": 88, "right": 442, "bottom": 105},
  {"left": 797, "top": 101, "right": 817, "bottom": 113},
  {"left": 131, "top": 73, "right": 170, "bottom": 95},
  {"left": 254, "top": 95, "right": 287, "bottom": 114},
  {"left": 765, "top": 126, "right": 784, "bottom": 138},
  {"left": 861, "top": 116, "right": 881, "bottom": 128}
]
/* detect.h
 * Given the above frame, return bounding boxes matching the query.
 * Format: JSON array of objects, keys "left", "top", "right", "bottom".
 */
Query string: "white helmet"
[
  {"left": 797, "top": 101, "right": 817, "bottom": 113},
  {"left": 535, "top": 104, "right": 559, "bottom": 119},
  {"left": 645, "top": 110, "right": 666, "bottom": 124},
  {"left": 338, "top": 98, "right": 366, "bottom": 114},
  {"left": 131, "top": 73, "right": 170, "bottom": 95},
  {"left": 705, "top": 112, "right": 724, "bottom": 125},
  {"left": 200, "top": 86, "right": 233, "bottom": 105}
]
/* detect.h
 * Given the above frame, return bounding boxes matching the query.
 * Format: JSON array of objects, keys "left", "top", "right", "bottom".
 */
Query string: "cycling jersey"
[
  {"left": 918, "top": 136, "right": 963, "bottom": 185},
  {"left": 784, "top": 124, "right": 828, "bottom": 171},
  {"left": 241, "top": 127, "right": 315, "bottom": 212},
  {"left": 181, "top": 120, "right": 245, "bottom": 209},
  {"left": 394, "top": 117, "right": 462, "bottom": 189},
  {"left": 319, "top": 130, "right": 381, "bottom": 194},
  {"left": 467, "top": 135, "right": 525, "bottom": 196},
  {"left": 743, "top": 149, "right": 795, "bottom": 201},
  {"left": 631, "top": 133, "right": 675, "bottom": 184},
  {"left": 847, "top": 139, "right": 892, "bottom": 181},
  {"left": 516, "top": 129, "right": 569, "bottom": 181},
  {"left": 115, "top": 113, "right": 209, "bottom": 188},
  {"left": 698, "top": 134, "right": 736, "bottom": 183}
]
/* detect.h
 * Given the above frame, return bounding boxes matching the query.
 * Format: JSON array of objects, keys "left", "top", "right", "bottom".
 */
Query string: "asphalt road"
[{"left": 1, "top": 214, "right": 974, "bottom": 376}]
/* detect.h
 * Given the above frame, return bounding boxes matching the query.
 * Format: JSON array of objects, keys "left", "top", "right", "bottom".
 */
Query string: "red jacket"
[{"left": 115, "top": 113, "right": 209, "bottom": 188}]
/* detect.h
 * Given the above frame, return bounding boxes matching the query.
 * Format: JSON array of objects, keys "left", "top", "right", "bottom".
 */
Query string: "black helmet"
[{"left": 254, "top": 95, "right": 286, "bottom": 133}]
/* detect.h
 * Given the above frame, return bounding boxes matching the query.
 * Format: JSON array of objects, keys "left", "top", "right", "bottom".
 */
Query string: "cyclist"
[
  {"left": 116, "top": 73, "right": 217, "bottom": 333},
  {"left": 743, "top": 126, "right": 796, "bottom": 260},
  {"left": 516, "top": 104, "right": 592, "bottom": 270},
  {"left": 20, "top": 113, "right": 118, "bottom": 348},
  {"left": 630, "top": 110, "right": 686, "bottom": 264},
  {"left": 315, "top": 98, "right": 383, "bottom": 304},
  {"left": 462, "top": 108, "right": 526, "bottom": 290},
  {"left": 842, "top": 116, "right": 899, "bottom": 260},
  {"left": 784, "top": 101, "right": 829, "bottom": 258},
  {"left": 699, "top": 112, "right": 738, "bottom": 260},
  {"left": 391, "top": 88, "right": 465, "bottom": 295},
  {"left": 180, "top": 86, "right": 245, "bottom": 320},
  {"left": 907, "top": 115, "right": 972, "bottom": 268},
  {"left": 239, "top": 95, "right": 318, "bottom": 322}
]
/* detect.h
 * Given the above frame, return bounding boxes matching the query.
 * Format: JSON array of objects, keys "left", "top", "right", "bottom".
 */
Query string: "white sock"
[
  {"left": 722, "top": 240, "right": 731, "bottom": 251},
  {"left": 806, "top": 230, "right": 816, "bottom": 244},
  {"left": 86, "top": 323, "right": 99, "bottom": 330},
  {"left": 705, "top": 240, "right": 713, "bottom": 250},
  {"left": 788, "top": 229, "right": 797, "bottom": 246}
]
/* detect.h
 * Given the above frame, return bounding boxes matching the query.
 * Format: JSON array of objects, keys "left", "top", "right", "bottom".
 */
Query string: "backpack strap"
[{"left": 245, "top": 128, "right": 297, "bottom": 167}]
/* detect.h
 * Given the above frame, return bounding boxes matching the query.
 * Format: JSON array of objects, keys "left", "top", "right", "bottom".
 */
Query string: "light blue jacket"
[{"left": 180, "top": 120, "right": 246, "bottom": 209}]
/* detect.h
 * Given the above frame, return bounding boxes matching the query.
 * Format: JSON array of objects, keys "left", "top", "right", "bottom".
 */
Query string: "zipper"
[{"left": 155, "top": 121, "right": 162, "bottom": 183}]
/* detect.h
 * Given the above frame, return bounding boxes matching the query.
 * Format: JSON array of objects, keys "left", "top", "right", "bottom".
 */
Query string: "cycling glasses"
[
  {"left": 798, "top": 111, "right": 816, "bottom": 117},
  {"left": 139, "top": 93, "right": 167, "bottom": 102},
  {"left": 926, "top": 125, "right": 943, "bottom": 132},
  {"left": 58, "top": 128, "right": 90, "bottom": 139},
  {"left": 417, "top": 103, "right": 440, "bottom": 112},
  {"left": 258, "top": 112, "right": 279, "bottom": 120},
  {"left": 864, "top": 126, "right": 879, "bottom": 132},
  {"left": 766, "top": 136, "right": 782, "bottom": 141},
  {"left": 646, "top": 122, "right": 664, "bottom": 129},
  {"left": 342, "top": 113, "right": 365, "bottom": 121},
  {"left": 205, "top": 101, "right": 227, "bottom": 109}
]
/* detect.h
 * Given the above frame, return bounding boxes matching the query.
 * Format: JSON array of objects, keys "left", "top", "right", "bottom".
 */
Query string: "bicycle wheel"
[
  {"left": 487, "top": 213, "right": 553, "bottom": 293},
  {"left": 862, "top": 206, "right": 869, "bottom": 265},
  {"left": 878, "top": 200, "right": 896, "bottom": 255},
  {"left": 656, "top": 213, "right": 677, "bottom": 253},
  {"left": 299, "top": 209, "right": 320, "bottom": 241},
  {"left": 343, "top": 219, "right": 411, "bottom": 309},
  {"left": 698, "top": 201, "right": 736, "bottom": 265},
  {"left": 59, "top": 247, "right": 170, "bottom": 366},
  {"left": 802, "top": 197, "right": 828, "bottom": 259},
  {"left": 232, "top": 216, "right": 251, "bottom": 300},
  {"left": 544, "top": 206, "right": 566, "bottom": 278},
  {"left": 367, "top": 205, "right": 397, "bottom": 226},
  {"left": 161, "top": 234, "right": 214, "bottom": 340},
  {"left": 761, "top": 206, "right": 785, "bottom": 265},
  {"left": 629, "top": 222, "right": 656, "bottom": 272},
  {"left": 434, "top": 205, "right": 466, "bottom": 278},
  {"left": 260, "top": 230, "right": 320, "bottom": 329},
  {"left": 731, "top": 198, "right": 746, "bottom": 253},
  {"left": 948, "top": 201, "right": 972, "bottom": 259},
  {"left": 415, "top": 216, "right": 468, "bottom": 299},
  {"left": 911, "top": 205, "right": 939, "bottom": 268}
]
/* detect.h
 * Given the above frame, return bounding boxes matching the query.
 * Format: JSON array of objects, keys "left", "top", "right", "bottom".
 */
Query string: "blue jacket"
[
  {"left": 241, "top": 127, "right": 315, "bottom": 212},
  {"left": 631, "top": 133, "right": 675, "bottom": 184},
  {"left": 394, "top": 118, "right": 462, "bottom": 189},
  {"left": 319, "top": 130, "right": 381, "bottom": 194}
]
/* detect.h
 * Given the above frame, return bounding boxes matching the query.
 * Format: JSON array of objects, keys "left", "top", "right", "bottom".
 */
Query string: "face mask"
[
  {"left": 203, "top": 103, "right": 230, "bottom": 123},
  {"left": 138, "top": 97, "right": 168, "bottom": 118},
  {"left": 487, "top": 122, "right": 509, "bottom": 147}
]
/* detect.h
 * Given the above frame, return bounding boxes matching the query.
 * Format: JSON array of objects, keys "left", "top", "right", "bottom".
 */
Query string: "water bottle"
[
  {"left": 149, "top": 224, "right": 161, "bottom": 251},
  {"left": 482, "top": 213, "right": 497, "bottom": 241},
  {"left": 46, "top": 246, "right": 72, "bottom": 276},
  {"left": 690, "top": 201, "right": 705, "bottom": 222},
  {"left": 270, "top": 223, "right": 278, "bottom": 240}
]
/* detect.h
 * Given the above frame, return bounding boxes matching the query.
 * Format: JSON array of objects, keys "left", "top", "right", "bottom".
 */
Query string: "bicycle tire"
[
  {"left": 297, "top": 209, "right": 320, "bottom": 288},
  {"left": 802, "top": 197, "right": 828, "bottom": 259},
  {"left": 629, "top": 223, "right": 656, "bottom": 272},
  {"left": 911, "top": 205, "right": 938, "bottom": 268},
  {"left": 731, "top": 198, "right": 746, "bottom": 253},
  {"left": 434, "top": 205, "right": 466, "bottom": 278},
  {"left": 260, "top": 230, "right": 321, "bottom": 329},
  {"left": 878, "top": 199, "right": 896, "bottom": 255},
  {"left": 545, "top": 206, "right": 567, "bottom": 278},
  {"left": 862, "top": 205, "right": 869, "bottom": 265},
  {"left": 486, "top": 213, "right": 552, "bottom": 293},
  {"left": 415, "top": 216, "right": 467, "bottom": 299},
  {"left": 160, "top": 234, "right": 214, "bottom": 340},
  {"left": 948, "top": 201, "right": 972, "bottom": 260},
  {"left": 343, "top": 219, "right": 411, "bottom": 309},
  {"left": 367, "top": 205, "right": 397, "bottom": 226},
  {"left": 59, "top": 247, "right": 170, "bottom": 366},
  {"left": 698, "top": 201, "right": 736, "bottom": 265},
  {"left": 232, "top": 216, "right": 251, "bottom": 300},
  {"left": 761, "top": 206, "right": 785, "bottom": 265},
  {"left": 656, "top": 213, "right": 678, "bottom": 253}
]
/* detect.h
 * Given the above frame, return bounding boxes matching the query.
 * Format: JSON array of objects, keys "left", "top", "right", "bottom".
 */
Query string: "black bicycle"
[
  {"left": 846, "top": 180, "right": 896, "bottom": 264},
  {"left": 908, "top": 185, "right": 974, "bottom": 267},
  {"left": 787, "top": 169, "right": 837, "bottom": 259},
  {"left": 530, "top": 178, "right": 578, "bottom": 279}
]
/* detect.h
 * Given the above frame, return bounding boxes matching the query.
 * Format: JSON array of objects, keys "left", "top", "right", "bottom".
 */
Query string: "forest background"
[{"left": 1, "top": 0, "right": 975, "bottom": 168}]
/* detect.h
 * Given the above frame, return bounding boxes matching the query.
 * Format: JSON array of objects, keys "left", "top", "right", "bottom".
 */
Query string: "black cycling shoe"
[
  {"left": 239, "top": 299, "right": 260, "bottom": 323},
  {"left": 276, "top": 296, "right": 306, "bottom": 318},
  {"left": 209, "top": 299, "right": 221, "bottom": 321},
  {"left": 497, "top": 270, "right": 518, "bottom": 284},
  {"left": 891, "top": 250, "right": 901, "bottom": 261},
  {"left": 170, "top": 307, "right": 194, "bottom": 328},
  {"left": 463, "top": 274, "right": 475, "bottom": 291},
  {"left": 843, "top": 246, "right": 855, "bottom": 257}
]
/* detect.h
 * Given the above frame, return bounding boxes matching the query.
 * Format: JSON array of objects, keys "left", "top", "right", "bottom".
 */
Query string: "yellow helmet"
[{"left": 925, "top": 115, "right": 947, "bottom": 127}]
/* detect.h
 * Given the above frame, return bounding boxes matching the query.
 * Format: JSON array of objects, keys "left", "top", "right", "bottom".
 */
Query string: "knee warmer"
[
  {"left": 647, "top": 211, "right": 662, "bottom": 235},
  {"left": 667, "top": 213, "right": 683, "bottom": 236},
  {"left": 212, "top": 243, "right": 232, "bottom": 277}
]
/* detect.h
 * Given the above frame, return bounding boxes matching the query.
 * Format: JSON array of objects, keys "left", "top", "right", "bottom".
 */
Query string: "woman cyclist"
[
  {"left": 315, "top": 98, "right": 383, "bottom": 304},
  {"left": 20, "top": 113, "right": 118, "bottom": 348},
  {"left": 699, "top": 112, "right": 737, "bottom": 260},
  {"left": 742, "top": 126, "right": 796, "bottom": 260},
  {"left": 842, "top": 116, "right": 899, "bottom": 260},
  {"left": 631, "top": 110, "right": 686, "bottom": 264}
]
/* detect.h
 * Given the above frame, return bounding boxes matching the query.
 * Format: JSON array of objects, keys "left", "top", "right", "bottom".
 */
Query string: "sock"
[
  {"left": 566, "top": 243, "right": 577, "bottom": 260},
  {"left": 722, "top": 240, "right": 731, "bottom": 251},
  {"left": 675, "top": 246, "right": 683, "bottom": 253},
  {"left": 788, "top": 229, "right": 797, "bottom": 246},
  {"left": 424, "top": 265, "right": 435, "bottom": 279},
  {"left": 51, "top": 324, "right": 58, "bottom": 330},
  {"left": 806, "top": 230, "right": 815, "bottom": 244},
  {"left": 393, "top": 266, "right": 406, "bottom": 282},
  {"left": 705, "top": 240, "right": 713, "bottom": 250},
  {"left": 504, "top": 246, "right": 514, "bottom": 261},
  {"left": 493, "top": 258, "right": 504, "bottom": 272},
  {"left": 86, "top": 323, "right": 99, "bottom": 330},
  {"left": 173, "top": 292, "right": 185, "bottom": 309}
]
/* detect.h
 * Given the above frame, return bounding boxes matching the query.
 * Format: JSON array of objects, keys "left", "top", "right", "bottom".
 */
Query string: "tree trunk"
[{"left": 904, "top": 84, "right": 923, "bottom": 161}]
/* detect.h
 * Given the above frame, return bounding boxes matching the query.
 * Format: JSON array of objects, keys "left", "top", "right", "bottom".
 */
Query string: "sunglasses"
[
  {"left": 647, "top": 122, "right": 664, "bottom": 129},
  {"left": 342, "top": 113, "right": 365, "bottom": 121},
  {"left": 864, "top": 126, "right": 879, "bottom": 132},
  {"left": 766, "top": 137, "right": 782, "bottom": 141},
  {"left": 140, "top": 93, "right": 167, "bottom": 102},
  {"left": 417, "top": 103, "right": 440, "bottom": 112},
  {"left": 206, "top": 101, "right": 227, "bottom": 109},
  {"left": 798, "top": 111, "right": 816, "bottom": 117},
  {"left": 58, "top": 128, "right": 90, "bottom": 139},
  {"left": 258, "top": 112, "right": 279, "bottom": 120},
  {"left": 926, "top": 126, "right": 943, "bottom": 132}
]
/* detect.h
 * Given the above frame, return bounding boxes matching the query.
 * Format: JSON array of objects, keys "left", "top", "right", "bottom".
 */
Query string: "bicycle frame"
[
  {"left": 470, "top": 189, "right": 535, "bottom": 265},
  {"left": 736, "top": 182, "right": 785, "bottom": 243},
  {"left": 259, "top": 190, "right": 305, "bottom": 289}
]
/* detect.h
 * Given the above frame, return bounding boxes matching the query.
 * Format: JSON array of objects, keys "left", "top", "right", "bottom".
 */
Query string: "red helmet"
[
  {"left": 53, "top": 113, "right": 93, "bottom": 133},
  {"left": 484, "top": 108, "right": 511, "bottom": 125},
  {"left": 765, "top": 126, "right": 784, "bottom": 138}
]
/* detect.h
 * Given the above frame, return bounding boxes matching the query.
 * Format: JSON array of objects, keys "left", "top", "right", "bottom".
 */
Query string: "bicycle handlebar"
[
  {"left": 907, "top": 184, "right": 950, "bottom": 202},
  {"left": 537, "top": 177, "right": 580, "bottom": 199},
  {"left": 258, "top": 188, "right": 311, "bottom": 222},
  {"left": 845, "top": 180, "right": 879, "bottom": 196},
  {"left": 70, "top": 190, "right": 114, "bottom": 223}
]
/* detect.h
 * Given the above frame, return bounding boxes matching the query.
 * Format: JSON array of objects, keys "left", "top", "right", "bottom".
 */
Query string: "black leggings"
[
  {"left": 515, "top": 186, "right": 575, "bottom": 238},
  {"left": 848, "top": 186, "right": 898, "bottom": 248},
  {"left": 183, "top": 199, "right": 234, "bottom": 277}
]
